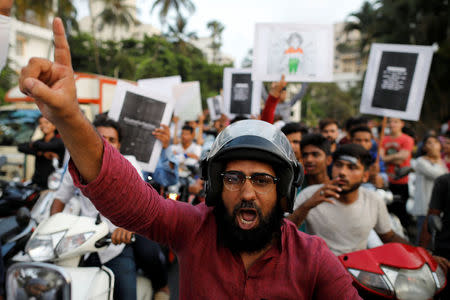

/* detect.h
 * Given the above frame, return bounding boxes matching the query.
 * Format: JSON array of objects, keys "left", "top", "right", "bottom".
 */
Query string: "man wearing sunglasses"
[{"left": 18, "top": 18, "right": 361, "bottom": 299}]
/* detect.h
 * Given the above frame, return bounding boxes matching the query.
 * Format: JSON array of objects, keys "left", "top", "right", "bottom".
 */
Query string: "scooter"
[
  {"left": 339, "top": 242, "right": 447, "bottom": 299},
  {"left": 7, "top": 212, "right": 153, "bottom": 300}
]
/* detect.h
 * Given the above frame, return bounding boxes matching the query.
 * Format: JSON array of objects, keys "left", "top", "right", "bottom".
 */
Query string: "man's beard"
[
  {"left": 338, "top": 180, "right": 363, "bottom": 195},
  {"left": 213, "top": 199, "right": 284, "bottom": 254}
]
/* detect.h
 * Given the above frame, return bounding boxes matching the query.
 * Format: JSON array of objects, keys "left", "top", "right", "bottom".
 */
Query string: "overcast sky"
[{"left": 76, "top": 0, "right": 366, "bottom": 66}]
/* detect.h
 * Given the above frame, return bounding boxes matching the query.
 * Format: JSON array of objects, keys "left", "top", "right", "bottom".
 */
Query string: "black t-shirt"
[{"left": 429, "top": 173, "right": 450, "bottom": 258}]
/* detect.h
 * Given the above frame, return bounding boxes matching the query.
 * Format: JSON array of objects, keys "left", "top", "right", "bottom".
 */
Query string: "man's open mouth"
[{"left": 237, "top": 208, "right": 259, "bottom": 230}]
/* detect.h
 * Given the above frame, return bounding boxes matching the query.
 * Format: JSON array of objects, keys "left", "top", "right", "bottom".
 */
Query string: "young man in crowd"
[
  {"left": 319, "top": 118, "right": 340, "bottom": 153},
  {"left": 18, "top": 19, "right": 362, "bottom": 298},
  {"left": 288, "top": 144, "right": 450, "bottom": 272},
  {"left": 300, "top": 134, "right": 332, "bottom": 189},
  {"left": 281, "top": 122, "right": 308, "bottom": 163},
  {"left": 171, "top": 124, "right": 202, "bottom": 177},
  {"left": 350, "top": 126, "right": 387, "bottom": 189},
  {"left": 381, "top": 117, "right": 414, "bottom": 227}
]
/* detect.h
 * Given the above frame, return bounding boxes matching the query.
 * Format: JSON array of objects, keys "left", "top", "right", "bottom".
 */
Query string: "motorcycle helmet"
[{"left": 201, "top": 120, "right": 303, "bottom": 213}]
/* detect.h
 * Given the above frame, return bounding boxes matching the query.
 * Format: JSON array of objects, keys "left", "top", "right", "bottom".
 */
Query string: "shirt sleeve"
[
  {"left": 32, "top": 137, "right": 65, "bottom": 153},
  {"left": 260, "top": 94, "right": 280, "bottom": 124},
  {"left": 54, "top": 171, "right": 77, "bottom": 204},
  {"left": 293, "top": 185, "right": 321, "bottom": 211},
  {"left": 69, "top": 140, "right": 205, "bottom": 252},
  {"left": 314, "top": 238, "right": 362, "bottom": 299},
  {"left": 373, "top": 192, "right": 392, "bottom": 235},
  {"left": 401, "top": 135, "right": 414, "bottom": 152},
  {"left": 415, "top": 157, "right": 446, "bottom": 181}
]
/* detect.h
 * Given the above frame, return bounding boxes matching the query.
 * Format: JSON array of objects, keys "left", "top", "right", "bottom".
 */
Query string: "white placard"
[
  {"left": 252, "top": 23, "right": 334, "bottom": 82},
  {"left": 172, "top": 81, "right": 202, "bottom": 123},
  {"left": 108, "top": 81, "right": 175, "bottom": 172},
  {"left": 137, "top": 75, "right": 182, "bottom": 99},
  {"left": 360, "top": 43, "right": 434, "bottom": 121},
  {"left": 207, "top": 95, "right": 223, "bottom": 121},
  {"left": 223, "top": 68, "right": 262, "bottom": 118}
]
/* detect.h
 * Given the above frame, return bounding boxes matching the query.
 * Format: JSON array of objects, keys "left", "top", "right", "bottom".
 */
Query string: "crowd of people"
[{"left": 1, "top": 2, "right": 450, "bottom": 299}]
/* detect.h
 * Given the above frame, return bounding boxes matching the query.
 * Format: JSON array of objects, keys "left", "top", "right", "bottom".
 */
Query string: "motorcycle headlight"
[
  {"left": 432, "top": 265, "right": 447, "bottom": 291},
  {"left": 348, "top": 268, "right": 394, "bottom": 296},
  {"left": 381, "top": 264, "right": 436, "bottom": 299},
  {"left": 55, "top": 232, "right": 95, "bottom": 256},
  {"left": 25, "top": 231, "right": 66, "bottom": 262},
  {"left": 7, "top": 262, "right": 71, "bottom": 300}
]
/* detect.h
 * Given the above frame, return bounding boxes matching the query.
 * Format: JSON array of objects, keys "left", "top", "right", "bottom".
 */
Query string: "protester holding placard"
[
  {"left": 381, "top": 118, "right": 414, "bottom": 228},
  {"left": 261, "top": 75, "right": 287, "bottom": 124}
]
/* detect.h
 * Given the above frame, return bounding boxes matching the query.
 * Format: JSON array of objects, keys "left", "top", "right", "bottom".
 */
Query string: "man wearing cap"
[{"left": 17, "top": 18, "right": 363, "bottom": 299}]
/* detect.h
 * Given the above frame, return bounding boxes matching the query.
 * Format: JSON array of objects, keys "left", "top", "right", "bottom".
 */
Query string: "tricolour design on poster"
[
  {"left": 360, "top": 43, "right": 434, "bottom": 121},
  {"left": 252, "top": 23, "right": 334, "bottom": 82},
  {"left": 223, "top": 68, "right": 262, "bottom": 118},
  {"left": 108, "top": 81, "right": 175, "bottom": 172}
]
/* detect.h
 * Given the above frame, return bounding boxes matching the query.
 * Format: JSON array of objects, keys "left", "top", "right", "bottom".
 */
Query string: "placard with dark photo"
[
  {"left": 230, "top": 73, "right": 253, "bottom": 115},
  {"left": 109, "top": 81, "right": 174, "bottom": 172},
  {"left": 372, "top": 51, "right": 418, "bottom": 111},
  {"left": 118, "top": 91, "right": 165, "bottom": 162},
  {"left": 223, "top": 68, "right": 261, "bottom": 118},
  {"left": 207, "top": 95, "right": 223, "bottom": 120},
  {"left": 360, "top": 44, "right": 434, "bottom": 121}
]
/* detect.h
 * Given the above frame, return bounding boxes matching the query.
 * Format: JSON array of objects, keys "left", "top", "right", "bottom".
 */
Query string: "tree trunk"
[{"left": 88, "top": 0, "right": 102, "bottom": 74}]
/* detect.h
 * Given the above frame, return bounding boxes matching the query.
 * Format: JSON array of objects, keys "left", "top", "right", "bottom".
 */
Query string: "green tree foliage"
[
  {"left": 207, "top": 20, "right": 225, "bottom": 64},
  {"left": 0, "top": 61, "right": 17, "bottom": 105},
  {"left": 68, "top": 32, "right": 230, "bottom": 103},
  {"left": 96, "top": 0, "right": 139, "bottom": 41},
  {"left": 151, "top": 0, "right": 195, "bottom": 25},
  {"left": 344, "top": 0, "right": 449, "bottom": 132}
]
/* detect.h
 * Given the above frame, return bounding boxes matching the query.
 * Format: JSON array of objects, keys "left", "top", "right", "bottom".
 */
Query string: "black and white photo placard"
[
  {"left": 223, "top": 68, "right": 262, "bottom": 118},
  {"left": 360, "top": 44, "right": 434, "bottom": 121},
  {"left": 207, "top": 95, "right": 223, "bottom": 121},
  {"left": 108, "top": 81, "right": 175, "bottom": 172}
]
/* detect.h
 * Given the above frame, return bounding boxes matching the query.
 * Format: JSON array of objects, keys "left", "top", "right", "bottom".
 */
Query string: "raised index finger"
[{"left": 53, "top": 18, "right": 72, "bottom": 69}]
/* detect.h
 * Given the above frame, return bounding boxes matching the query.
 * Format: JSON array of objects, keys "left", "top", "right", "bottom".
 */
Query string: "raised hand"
[
  {"left": 269, "top": 74, "right": 287, "bottom": 99},
  {"left": 20, "top": 18, "right": 78, "bottom": 125},
  {"left": 153, "top": 124, "right": 171, "bottom": 149},
  {"left": 19, "top": 18, "right": 103, "bottom": 183}
]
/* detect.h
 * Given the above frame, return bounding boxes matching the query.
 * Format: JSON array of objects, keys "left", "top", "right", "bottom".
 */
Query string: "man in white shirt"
[
  {"left": 171, "top": 124, "right": 202, "bottom": 177},
  {"left": 288, "top": 144, "right": 408, "bottom": 255}
]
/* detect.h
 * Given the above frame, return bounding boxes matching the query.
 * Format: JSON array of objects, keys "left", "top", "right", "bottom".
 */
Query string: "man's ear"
[
  {"left": 362, "top": 169, "right": 370, "bottom": 183},
  {"left": 326, "top": 155, "right": 332, "bottom": 166}
]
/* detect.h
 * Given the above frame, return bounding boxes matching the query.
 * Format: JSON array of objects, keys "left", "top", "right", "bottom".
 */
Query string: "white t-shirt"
[
  {"left": 170, "top": 142, "right": 202, "bottom": 176},
  {"left": 55, "top": 155, "right": 143, "bottom": 263},
  {"left": 294, "top": 184, "right": 392, "bottom": 255}
]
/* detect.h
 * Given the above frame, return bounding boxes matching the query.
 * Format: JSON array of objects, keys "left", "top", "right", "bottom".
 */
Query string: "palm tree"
[
  {"left": 96, "top": 0, "right": 139, "bottom": 42},
  {"left": 151, "top": 0, "right": 195, "bottom": 25},
  {"left": 344, "top": 1, "right": 380, "bottom": 60},
  {"left": 207, "top": 20, "right": 224, "bottom": 64},
  {"left": 166, "top": 14, "right": 197, "bottom": 46}
]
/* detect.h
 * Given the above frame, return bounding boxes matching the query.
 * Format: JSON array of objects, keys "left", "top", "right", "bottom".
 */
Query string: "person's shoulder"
[
  {"left": 359, "top": 187, "right": 383, "bottom": 204},
  {"left": 282, "top": 220, "right": 331, "bottom": 256}
]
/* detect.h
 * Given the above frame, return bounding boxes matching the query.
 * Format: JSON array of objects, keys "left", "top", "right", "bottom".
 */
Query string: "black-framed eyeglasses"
[{"left": 220, "top": 171, "right": 278, "bottom": 194}]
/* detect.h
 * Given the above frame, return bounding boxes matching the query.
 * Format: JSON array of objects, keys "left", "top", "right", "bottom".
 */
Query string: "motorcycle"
[
  {"left": 339, "top": 242, "right": 447, "bottom": 299},
  {"left": 7, "top": 212, "right": 153, "bottom": 300}
]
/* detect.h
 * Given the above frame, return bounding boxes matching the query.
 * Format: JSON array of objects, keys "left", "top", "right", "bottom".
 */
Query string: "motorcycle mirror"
[
  {"left": 428, "top": 215, "right": 443, "bottom": 233},
  {"left": 16, "top": 207, "right": 31, "bottom": 229}
]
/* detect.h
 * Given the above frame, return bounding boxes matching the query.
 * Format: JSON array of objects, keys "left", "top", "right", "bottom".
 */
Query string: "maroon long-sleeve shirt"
[
  {"left": 261, "top": 94, "right": 280, "bottom": 124},
  {"left": 70, "top": 141, "right": 361, "bottom": 299}
]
